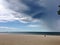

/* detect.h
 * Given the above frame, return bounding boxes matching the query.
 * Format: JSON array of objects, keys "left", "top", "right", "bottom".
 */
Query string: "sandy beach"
[{"left": 0, "top": 34, "right": 60, "bottom": 45}]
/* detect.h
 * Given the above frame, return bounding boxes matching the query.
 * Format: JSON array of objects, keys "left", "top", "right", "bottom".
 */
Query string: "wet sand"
[{"left": 0, "top": 34, "right": 60, "bottom": 45}]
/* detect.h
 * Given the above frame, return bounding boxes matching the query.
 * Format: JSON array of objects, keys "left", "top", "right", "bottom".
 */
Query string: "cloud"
[
  {"left": 0, "top": 1, "right": 17, "bottom": 22},
  {"left": 5, "top": 0, "right": 30, "bottom": 12},
  {"left": 0, "top": 13, "right": 17, "bottom": 22},
  {"left": 0, "top": 26, "right": 19, "bottom": 32},
  {"left": 0, "top": 26, "right": 17, "bottom": 30},
  {"left": 0, "top": 26, "right": 8, "bottom": 29},
  {"left": 0, "top": 0, "right": 41, "bottom": 23},
  {"left": 27, "top": 25, "right": 40, "bottom": 27}
]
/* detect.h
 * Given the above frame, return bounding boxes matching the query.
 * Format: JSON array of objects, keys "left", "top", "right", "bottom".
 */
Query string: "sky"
[{"left": 0, "top": 0, "right": 60, "bottom": 32}]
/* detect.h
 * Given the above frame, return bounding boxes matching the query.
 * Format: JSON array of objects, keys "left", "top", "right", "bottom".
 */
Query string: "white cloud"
[
  {"left": 27, "top": 25, "right": 40, "bottom": 27},
  {"left": 0, "top": 1, "right": 18, "bottom": 22},
  {"left": 0, "top": 0, "right": 39, "bottom": 23},
  {"left": 0, "top": 26, "right": 8, "bottom": 29},
  {"left": 0, "top": 14, "right": 17, "bottom": 22},
  {"left": 0, "top": 26, "right": 21, "bottom": 32},
  {"left": 0, "top": 26, "right": 17, "bottom": 30}
]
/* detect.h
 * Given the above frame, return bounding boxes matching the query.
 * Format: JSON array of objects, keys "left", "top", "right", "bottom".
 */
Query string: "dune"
[{"left": 0, "top": 34, "right": 60, "bottom": 45}]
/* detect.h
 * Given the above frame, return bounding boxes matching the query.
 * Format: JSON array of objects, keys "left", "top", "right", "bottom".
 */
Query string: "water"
[{"left": 0, "top": 32, "right": 60, "bottom": 35}]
